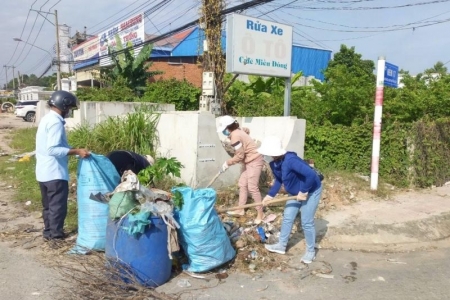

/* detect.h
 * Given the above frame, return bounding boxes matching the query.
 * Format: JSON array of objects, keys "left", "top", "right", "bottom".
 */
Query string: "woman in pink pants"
[{"left": 218, "top": 116, "right": 264, "bottom": 224}]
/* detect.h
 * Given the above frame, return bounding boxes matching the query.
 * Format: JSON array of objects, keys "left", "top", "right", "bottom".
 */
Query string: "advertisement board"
[
  {"left": 99, "top": 13, "right": 145, "bottom": 67},
  {"left": 226, "top": 13, "right": 293, "bottom": 78},
  {"left": 72, "top": 36, "right": 99, "bottom": 69}
]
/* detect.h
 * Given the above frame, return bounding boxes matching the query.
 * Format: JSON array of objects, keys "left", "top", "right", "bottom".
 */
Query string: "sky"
[{"left": 1, "top": 0, "right": 449, "bottom": 84}]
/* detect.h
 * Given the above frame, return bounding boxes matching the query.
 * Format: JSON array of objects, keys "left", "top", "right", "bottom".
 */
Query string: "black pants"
[{"left": 39, "top": 180, "right": 69, "bottom": 239}]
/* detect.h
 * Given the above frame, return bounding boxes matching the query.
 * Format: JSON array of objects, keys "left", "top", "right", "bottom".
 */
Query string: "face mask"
[{"left": 222, "top": 129, "right": 230, "bottom": 136}]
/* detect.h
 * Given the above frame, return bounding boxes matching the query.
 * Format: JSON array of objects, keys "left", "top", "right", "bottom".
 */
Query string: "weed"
[
  {"left": 137, "top": 157, "right": 184, "bottom": 186},
  {"left": 9, "top": 127, "right": 37, "bottom": 152},
  {"left": 68, "top": 108, "right": 160, "bottom": 156}
]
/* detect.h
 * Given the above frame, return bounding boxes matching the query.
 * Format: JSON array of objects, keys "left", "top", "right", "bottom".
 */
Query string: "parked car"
[{"left": 15, "top": 100, "right": 38, "bottom": 122}]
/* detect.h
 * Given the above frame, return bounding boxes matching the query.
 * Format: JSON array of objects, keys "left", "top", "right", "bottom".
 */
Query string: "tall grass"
[{"left": 68, "top": 106, "right": 160, "bottom": 157}]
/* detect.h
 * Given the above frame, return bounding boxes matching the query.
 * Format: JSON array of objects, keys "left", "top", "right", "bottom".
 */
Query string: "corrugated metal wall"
[{"left": 291, "top": 46, "right": 331, "bottom": 81}]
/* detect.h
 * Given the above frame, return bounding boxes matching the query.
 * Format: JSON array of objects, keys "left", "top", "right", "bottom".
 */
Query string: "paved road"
[
  {"left": 0, "top": 242, "right": 59, "bottom": 300},
  {"left": 158, "top": 246, "right": 450, "bottom": 300}
]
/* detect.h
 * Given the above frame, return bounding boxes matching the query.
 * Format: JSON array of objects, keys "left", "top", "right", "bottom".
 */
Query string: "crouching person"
[{"left": 258, "top": 136, "right": 322, "bottom": 264}]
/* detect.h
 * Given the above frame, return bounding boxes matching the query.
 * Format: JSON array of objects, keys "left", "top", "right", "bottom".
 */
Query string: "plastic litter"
[
  {"left": 256, "top": 227, "right": 267, "bottom": 243},
  {"left": 121, "top": 211, "right": 151, "bottom": 236},
  {"left": 176, "top": 279, "right": 192, "bottom": 288}
]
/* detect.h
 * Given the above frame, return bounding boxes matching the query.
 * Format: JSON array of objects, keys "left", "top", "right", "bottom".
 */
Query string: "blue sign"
[{"left": 384, "top": 62, "right": 399, "bottom": 88}]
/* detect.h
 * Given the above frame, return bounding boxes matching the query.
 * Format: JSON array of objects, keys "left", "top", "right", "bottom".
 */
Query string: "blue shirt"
[
  {"left": 35, "top": 110, "right": 71, "bottom": 182},
  {"left": 268, "top": 152, "right": 321, "bottom": 197}
]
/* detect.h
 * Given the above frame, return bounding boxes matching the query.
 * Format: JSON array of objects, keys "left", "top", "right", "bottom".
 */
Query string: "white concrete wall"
[
  {"left": 35, "top": 103, "right": 306, "bottom": 188},
  {"left": 155, "top": 113, "right": 306, "bottom": 188},
  {"left": 35, "top": 101, "right": 176, "bottom": 128}
]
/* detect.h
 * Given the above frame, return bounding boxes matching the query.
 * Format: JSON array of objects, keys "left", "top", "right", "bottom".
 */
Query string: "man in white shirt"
[{"left": 35, "top": 90, "right": 89, "bottom": 242}]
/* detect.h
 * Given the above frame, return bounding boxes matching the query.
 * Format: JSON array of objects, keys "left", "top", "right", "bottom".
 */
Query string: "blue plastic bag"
[
  {"left": 173, "top": 187, "right": 236, "bottom": 273},
  {"left": 71, "top": 153, "right": 120, "bottom": 254}
]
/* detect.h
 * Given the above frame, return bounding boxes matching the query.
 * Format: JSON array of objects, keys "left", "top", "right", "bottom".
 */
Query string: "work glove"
[
  {"left": 297, "top": 191, "right": 308, "bottom": 201},
  {"left": 221, "top": 162, "right": 229, "bottom": 172},
  {"left": 262, "top": 195, "right": 273, "bottom": 206}
]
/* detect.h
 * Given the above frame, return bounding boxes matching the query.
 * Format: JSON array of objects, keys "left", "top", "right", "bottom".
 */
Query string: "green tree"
[
  {"left": 425, "top": 61, "right": 448, "bottom": 75},
  {"left": 142, "top": 79, "right": 201, "bottom": 110},
  {"left": 224, "top": 72, "right": 306, "bottom": 116},
  {"left": 104, "top": 35, "right": 160, "bottom": 93},
  {"left": 311, "top": 45, "right": 376, "bottom": 126}
]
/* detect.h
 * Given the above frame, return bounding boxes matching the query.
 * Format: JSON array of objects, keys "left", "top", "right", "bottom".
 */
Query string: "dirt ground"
[{"left": 0, "top": 113, "right": 65, "bottom": 299}]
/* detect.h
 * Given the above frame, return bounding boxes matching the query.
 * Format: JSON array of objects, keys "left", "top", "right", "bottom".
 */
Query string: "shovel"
[
  {"left": 206, "top": 170, "right": 223, "bottom": 188},
  {"left": 216, "top": 196, "right": 297, "bottom": 213}
]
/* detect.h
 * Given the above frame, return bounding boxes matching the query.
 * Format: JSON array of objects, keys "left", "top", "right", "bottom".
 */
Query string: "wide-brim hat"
[{"left": 257, "top": 136, "right": 287, "bottom": 156}]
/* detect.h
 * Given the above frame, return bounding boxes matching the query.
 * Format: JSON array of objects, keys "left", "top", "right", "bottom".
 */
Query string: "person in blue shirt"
[
  {"left": 35, "top": 91, "right": 90, "bottom": 242},
  {"left": 258, "top": 136, "right": 322, "bottom": 264}
]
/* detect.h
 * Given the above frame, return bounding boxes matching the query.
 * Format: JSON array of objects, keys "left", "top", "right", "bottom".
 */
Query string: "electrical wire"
[
  {"left": 88, "top": 0, "right": 144, "bottom": 31},
  {"left": 88, "top": 0, "right": 172, "bottom": 36},
  {"left": 60, "top": 0, "right": 275, "bottom": 64},
  {"left": 15, "top": 0, "right": 62, "bottom": 69},
  {"left": 11, "top": 0, "right": 52, "bottom": 67},
  {"left": 0, "top": 0, "right": 39, "bottom": 79},
  {"left": 267, "top": 0, "right": 450, "bottom": 10},
  {"left": 291, "top": 17, "right": 450, "bottom": 32}
]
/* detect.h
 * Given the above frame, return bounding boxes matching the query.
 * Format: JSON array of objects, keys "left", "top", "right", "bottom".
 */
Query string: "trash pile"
[
  {"left": 220, "top": 212, "right": 288, "bottom": 273},
  {"left": 70, "top": 152, "right": 237, "bottom": 287}
]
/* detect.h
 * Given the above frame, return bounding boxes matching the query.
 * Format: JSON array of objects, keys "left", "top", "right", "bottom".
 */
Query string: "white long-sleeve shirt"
[{"left": 35, "top": 110, "right": 71, "bottom": 182}]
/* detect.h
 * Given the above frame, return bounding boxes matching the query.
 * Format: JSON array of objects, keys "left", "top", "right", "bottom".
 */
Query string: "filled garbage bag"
[
  {"left": 71, "top": 153, "right": 120, "bottom": 254},
  {"left": 109, "top": 191, "right": 139, "bottom": 220},
  {"left": 173, "top": 187, "right": 236, "bottom": 273}
]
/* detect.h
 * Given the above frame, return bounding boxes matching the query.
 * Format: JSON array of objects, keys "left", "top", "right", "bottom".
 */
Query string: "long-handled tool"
[
  {"left": 217, "top": 196, "right": 297, "bottom": 213},
  {"left": 206, "top": 170, "right": 223, "bottom": 188}
]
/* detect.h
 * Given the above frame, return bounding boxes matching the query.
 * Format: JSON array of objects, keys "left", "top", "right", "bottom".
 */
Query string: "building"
[
  {"left": 18, "top": 86, "right": 53, "bottom": 101},
  {"left": 71, "top": 25, "right": 331, "bottom": 89}
]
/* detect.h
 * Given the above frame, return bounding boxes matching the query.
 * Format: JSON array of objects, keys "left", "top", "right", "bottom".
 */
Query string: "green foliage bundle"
[
  {"left": 137, "top": 157, "right": 184, "bottom": 187},
  {"left": 68, "top": 107, "right": 160, "bottom": 157},
  {"left": 142, "top": 79, "right": 201, "bottom": 111}
]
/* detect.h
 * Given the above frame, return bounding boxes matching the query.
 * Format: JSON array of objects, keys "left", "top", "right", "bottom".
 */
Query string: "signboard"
[
  {"left": 384, "top": 62, "right": 399, "bottom": 88},
  {"left": 99, "top": 13, "right": 145, "bottom": 67},
  {"left": 226, "top": 13, "right": 293, "bottom": 78},
  {"left": 72, "top": 36, "right": 99, "bottom": 69}
]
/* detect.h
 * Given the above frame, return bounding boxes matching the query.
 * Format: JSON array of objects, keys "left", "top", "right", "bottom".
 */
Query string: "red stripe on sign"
[
  {"left": 371, "top": 157, "right": 380, "bottom": 173},
  {"left": 375, "top": 87, "right": 384, "bottom": 106}
]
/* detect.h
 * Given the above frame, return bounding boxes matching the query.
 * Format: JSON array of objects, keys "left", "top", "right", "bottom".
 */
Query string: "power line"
[
  {"left": 88, "top": 0, "right": 172, "bottom": 36},
  {"left": 87, "top": 0, "right": 144, "bottom": 31},
  {"left": 61, "top": 0, "right": 275, "bottom": 64},
  {"left": 268, "top": 0, "right": 450, "bottom": 10},
  {"left": 15, "top": 0, "right": 62, "bottom": 69},
  {"left": 11, "top": 0, "right": 52, "bottom": 67},
  {"left": 291, "top": 17, "right": 450, "bottom": 33},
  {"left": 0, "top": 0, "right": 39, "bottom": 79}
]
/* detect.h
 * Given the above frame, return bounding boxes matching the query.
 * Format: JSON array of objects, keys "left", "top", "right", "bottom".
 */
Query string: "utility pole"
[
  {"left": 55, "top": 10, "right": 61, "bottom": 90},
  {"left": 11, "top": 66, "right": 15, "bottom": 90},
  {"left": 199, "top": 0, "right": 225, "bottom": 115},
  {"left": 17, "top": 71, "right": 21, "bottom": 86},
  {"left": 3, "top": 65, "right": 8, "bottom": 90}
]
